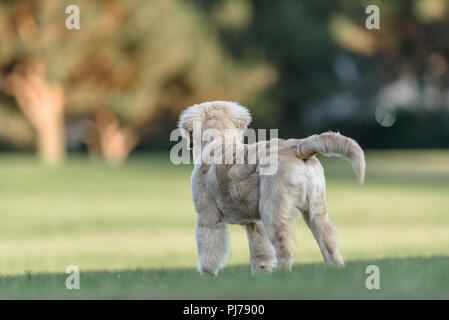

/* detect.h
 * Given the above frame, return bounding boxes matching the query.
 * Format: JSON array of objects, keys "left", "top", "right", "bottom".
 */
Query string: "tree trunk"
[
  {"left": 35, "top": 114, "right": 66, "bottom": 165},
  {"left": 84, "top": 110, "right": 138, "bottom": 166},
  {"left": 4, "top": 64, "right": 66, "bottom": 166}
]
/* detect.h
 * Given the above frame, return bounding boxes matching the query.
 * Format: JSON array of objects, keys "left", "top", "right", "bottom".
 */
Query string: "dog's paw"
[
  {"left": 325, "top": 260, "right": 345, "bottom": 268},
  {"left": 324, "top": 254, "right": 345, "bottom": 268},
  {"left": 200, "top": 270, "right": 218, "bottom": 277},
  {"left": 251, "top": 259, "right": 275, "bottom": 274},
  {"left": 198, "top": 264, "right": 219, "bottom": 277},
  {"left": 275, "top": 258, "right": 293, "bottom": 272}
]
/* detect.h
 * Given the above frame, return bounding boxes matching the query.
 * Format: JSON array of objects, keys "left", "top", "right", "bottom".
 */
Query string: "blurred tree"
[
  {"left": 0, "top": 0, "right": 275, "bottom": 160},
  {"left": 1, "top": 0, "right": 448, "bottom": 153},
  {"left": 193, "top": 0, "right": 449, "bottom": 147},
  {"left": 84, "top": 110, "right": 138, "bottom": 166},
  {"left": 193, "top": 0, "right": 341, "bottom": 136},
  {"left": 3, "top": 63, "right": 66, "bottom": 165},
  {"left": 329, "top": 0, "right": 449, "bottom": 82}
]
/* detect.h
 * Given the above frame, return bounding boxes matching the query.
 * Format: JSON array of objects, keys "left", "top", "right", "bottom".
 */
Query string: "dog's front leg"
[{"left": 196, "top": 212, "right": 229, "bottom": 276}]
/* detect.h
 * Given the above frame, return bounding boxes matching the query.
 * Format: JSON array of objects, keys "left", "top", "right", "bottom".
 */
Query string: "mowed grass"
[
  {"left": 0, "top": 150, "right": 448, "bottom": 298},
  {"left": 2, "top": 257, "right": 448, "bottom": 299}
]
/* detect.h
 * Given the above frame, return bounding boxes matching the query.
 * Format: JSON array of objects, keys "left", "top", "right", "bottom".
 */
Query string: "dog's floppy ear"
[
  {"left": 227, "top": 102, "right": 252, "bottom": 130},
  {"left": 179, "top": 127, "right": 193, "bottom": 150},
  {"left": 178, "top": 105, "right": 203, "bottom": 150}
]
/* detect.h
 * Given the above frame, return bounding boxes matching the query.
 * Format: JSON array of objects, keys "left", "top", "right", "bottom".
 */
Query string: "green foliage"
[
  {"left": 192, "top": 0, "right": 449, "bottom": 145},
  {"left": 311, "top": 110, "right": 449, "bottom": 149},
  {"left": 1, "top": 0, "right": 449, "bottom": 149},
  {"left": 0, "top": 0, "right": 274, "bottom": 146}
]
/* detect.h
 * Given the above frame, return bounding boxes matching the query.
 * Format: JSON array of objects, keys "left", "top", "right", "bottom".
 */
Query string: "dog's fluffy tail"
[{"left": 296, "top": 132, "right": 365, "bottom": 184}]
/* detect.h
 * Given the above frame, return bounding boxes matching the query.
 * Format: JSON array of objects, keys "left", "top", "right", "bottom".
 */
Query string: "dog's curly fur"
[{"left": 179, "top": 101, "right": 365, "bottom": 276}]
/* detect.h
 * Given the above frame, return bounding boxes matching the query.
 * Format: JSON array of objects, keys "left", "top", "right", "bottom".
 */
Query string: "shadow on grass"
[{"left": 1, "top": 256, "right": 448, "bottom": 299}]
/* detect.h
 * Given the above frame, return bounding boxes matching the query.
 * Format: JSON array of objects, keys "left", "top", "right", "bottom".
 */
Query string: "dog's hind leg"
[
  {"left": 303, "top": 190, "right": 344, "bottom": 266},
  {"left": 245, "top": 221, "right": 276, "bottom": 273},
  {"left": 259, "top": 188, "right": 295, "bottom": 271},
  {"left": 196, "top": 210, "right": 230, "bottom": 276}
]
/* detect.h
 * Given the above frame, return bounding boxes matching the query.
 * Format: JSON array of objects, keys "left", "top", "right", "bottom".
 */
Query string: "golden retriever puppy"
[{"left": 178, "top": 101, "right": 365, "bottom": 276}]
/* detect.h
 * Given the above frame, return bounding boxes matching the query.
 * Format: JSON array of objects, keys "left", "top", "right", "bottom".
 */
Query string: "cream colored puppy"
[{"left": 178, "top": 101, "right": 365, "bottom": 276}]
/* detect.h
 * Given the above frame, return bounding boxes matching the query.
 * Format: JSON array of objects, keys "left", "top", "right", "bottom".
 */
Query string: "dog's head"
[{"left": 178, "top": 101, "right": 252, "bottom": 148}]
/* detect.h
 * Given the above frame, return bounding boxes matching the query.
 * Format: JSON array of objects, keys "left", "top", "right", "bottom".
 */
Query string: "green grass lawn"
[
  {"left": 0, "top": 150, "right": 448, "bottom": 299},
  {"left": 2, "top": 257, "right": 448, "bottom": 299}
]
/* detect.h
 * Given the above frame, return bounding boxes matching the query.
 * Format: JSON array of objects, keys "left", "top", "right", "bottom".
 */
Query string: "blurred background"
[{"left": 0, "top": 0, "right": 448, "bottom": 277}]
